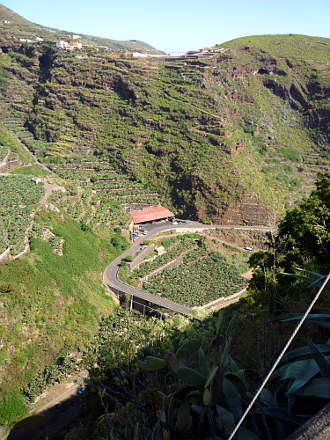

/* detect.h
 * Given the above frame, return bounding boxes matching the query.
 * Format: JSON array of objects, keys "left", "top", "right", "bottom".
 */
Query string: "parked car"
[
  {"left": 244, "top": 246, "right": 253, "bottom": 251},
  {"left": 177, "top": 221, "right": 187, "bottom": 224}
]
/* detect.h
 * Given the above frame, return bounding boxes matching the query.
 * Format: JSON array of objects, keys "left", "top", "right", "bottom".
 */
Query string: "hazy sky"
[{"left": 3, "top": 0, "right": 330, "bottom": 52}]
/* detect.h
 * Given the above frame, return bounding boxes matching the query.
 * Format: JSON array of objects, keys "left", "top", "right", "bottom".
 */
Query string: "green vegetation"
[
  {"left": 50, "top": 174, "right": 329, "bottom": 440},
  {"left": 0, "top": 124, "right": 30, "bottom": 165},
  {"left": 221, "top": 34, "right": 330, "bottom": 63},
  {"left": 0, "top": 390, "right": 27, "bottom": 426},
  {"left": 125, "top": 234, "right": 247, "bottom": 307},
  {"left": 144, "top": 251, "right": 246, "bottom": 307},
  {"left": 0, "top": 175, "right": 44, "bottom": 254},
  {"left": 0, "top": 10, "right": 329, "bottom": 435},
  {"left": 0, "top": 209, "right": 127, "bottom": 425},
  {"left": 11, "top": 164, "right": 50, "bottom": 176},
  {"left": 1, "top": 31, "right": 329, "bottom": 223},
  {"left": 133, "top": 235, "right": 197, "bottom": 278},
  {"left": 249, "top": 172, "right": 330, "bottom": 311}
]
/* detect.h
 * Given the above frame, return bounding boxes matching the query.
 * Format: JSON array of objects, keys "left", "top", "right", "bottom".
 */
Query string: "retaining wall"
[
  {"left": 142, "top": 257, "right": 183, "bottom": 281},
  {"left": 0, "top": 248, "right": 10, "bottom": 262},
  {"left": 196, "top": 287, "right": 247, "bottom": 311}
]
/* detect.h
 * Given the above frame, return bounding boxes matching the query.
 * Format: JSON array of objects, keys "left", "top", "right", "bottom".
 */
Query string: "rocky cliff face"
[{"left": 0, "top": 34, "right": 329, "bottom": 225}]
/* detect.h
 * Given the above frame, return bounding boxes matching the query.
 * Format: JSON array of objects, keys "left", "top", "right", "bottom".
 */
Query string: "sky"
[{"left": 2, "top": 0, "right": 330, "bottom": 53}]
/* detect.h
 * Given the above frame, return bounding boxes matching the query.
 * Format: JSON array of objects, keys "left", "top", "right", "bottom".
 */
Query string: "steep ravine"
[{"left": 0, "top": 35, "right": 329, "bottom": 225}]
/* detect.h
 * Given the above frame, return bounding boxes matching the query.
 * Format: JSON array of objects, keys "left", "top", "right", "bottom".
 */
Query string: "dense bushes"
[
  {"left": 144, "top": 251, "right": 246, "bottom": 306},
  {"left": 248, "top": 173, "right": 330, "bottom": 311},
  {"left": 0, "top": 175, "right": 44, "bottom": 254}
]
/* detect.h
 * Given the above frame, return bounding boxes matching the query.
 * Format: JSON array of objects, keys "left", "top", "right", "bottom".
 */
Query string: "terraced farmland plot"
[
  {"left": 48, "top": 154, "right": 160, "bottom": 207},
  {"left": 133, "top": 236, "right": 199, "bottom": 278},
  {"left": 48, "top": 184, "right": 130, "bottom": 228},
  {"left": 143, "top": 252, "right": 247, "bottom": 307},
  {"left": 0, "top": 175, "right": 44, "bottom": 255}
]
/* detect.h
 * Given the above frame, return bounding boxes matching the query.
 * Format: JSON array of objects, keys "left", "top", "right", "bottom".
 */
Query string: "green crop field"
[
  {"left": 143, "top": 251, "right": 247, "bottom": 307},
  {"left": 0, "top": 175, "right": 44, "bottom": 255},
  {"left": 133, "top": 235, "right": 199, "bottom": 278}
]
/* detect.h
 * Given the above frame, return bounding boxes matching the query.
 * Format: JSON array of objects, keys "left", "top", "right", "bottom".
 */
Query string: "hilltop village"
[{"left": 0, "top": 15, "right": 227, "bottom": 57}]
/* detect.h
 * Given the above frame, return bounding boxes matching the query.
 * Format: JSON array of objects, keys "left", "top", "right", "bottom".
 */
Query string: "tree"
[{"left": 248, "top": 173, "right": 330, "bottom": 311}]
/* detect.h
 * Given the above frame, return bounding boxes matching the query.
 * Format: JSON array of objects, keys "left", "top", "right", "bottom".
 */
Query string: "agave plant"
[
  {"left": 139, "top": 305, "right": 330, "bottom": 440},
  {"left": 141, "top": 346, "right": 258, "bottom": 440},
  {"left": 139, "top": 312, "right": 258, "bottom": 439}
]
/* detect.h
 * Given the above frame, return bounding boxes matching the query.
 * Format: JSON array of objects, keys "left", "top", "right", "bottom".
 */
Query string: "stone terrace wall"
[{"left": 0, "top": 247, "right": 10, "bottom": 262}]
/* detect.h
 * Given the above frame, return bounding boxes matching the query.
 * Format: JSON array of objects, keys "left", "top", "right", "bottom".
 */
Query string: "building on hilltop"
[
  {"left": 67, "top": 41, "right": 82, "bottom": 51},
  {"left": 132, "top": 51, "right": 148, "bottom": 58},
  {"left": 56, "top": 40, "right": 68, "bottom": 49},
  {"left": 19, "top": 38, "right": 33, "bottom": 43},
  {"left": 168, "top": 52, "right": 186, "bottom": 57},
  {"left": 56, "top": 40, "right": 82, "bottom": 51}
]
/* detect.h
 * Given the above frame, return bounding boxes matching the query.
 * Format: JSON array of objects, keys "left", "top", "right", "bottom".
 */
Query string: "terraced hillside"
[
  {"left": 0, "top": 175, "right": 44, "bottom": 256},
  {"left": 0, "top": 121, "right": 131, "bottom": 426},
  {"left": 0, "top": 33, "right": 329, "bottom": 225}
]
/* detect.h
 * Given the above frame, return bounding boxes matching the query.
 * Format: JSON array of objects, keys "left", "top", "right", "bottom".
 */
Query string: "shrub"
[
  {"left": 111, "top": 235, "right": 127, "bottom": 250},
  {"left": 80, "top": 222, "right": 91, "bottom": 232},
  {"left": 123, "top": 255, "right": 133, "bottom": 262}
]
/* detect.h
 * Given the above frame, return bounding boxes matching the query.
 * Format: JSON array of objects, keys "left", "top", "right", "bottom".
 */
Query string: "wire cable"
[{"left": 227, "top": 271, "right": 330, "bottom": 440}]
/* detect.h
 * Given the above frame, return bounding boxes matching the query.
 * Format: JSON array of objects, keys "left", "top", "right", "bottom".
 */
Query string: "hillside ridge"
[
  {"left": 0, "top": 8, "right": 329, "bottom": 226},
  {"left": 0, "top": 3, "right": 162, "bottom": 53}
]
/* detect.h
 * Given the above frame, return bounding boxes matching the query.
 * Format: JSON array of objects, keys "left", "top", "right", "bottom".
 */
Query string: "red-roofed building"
[{"left": 130, "top": 205, "right": 175, "bottom": 224}]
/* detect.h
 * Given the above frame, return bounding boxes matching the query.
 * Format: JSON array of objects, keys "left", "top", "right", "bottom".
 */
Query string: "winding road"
[{"left": 103, "top": 221, "right": 274, "bottom": 316}]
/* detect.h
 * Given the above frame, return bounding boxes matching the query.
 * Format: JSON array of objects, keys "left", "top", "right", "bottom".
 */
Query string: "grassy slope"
[
  {"left": 220, "top": 34, "right": 330, "bottom": 63},
  {"left": 0, "top": 124, "right": 30, "bottom": 165},
  {"left": 118, "top": 35, "right": 329, "bottom": 220},
  {"left": 0, "top": 121, "right": 128, "bottom": 423},
  {"left": 0, "top": 107, "right": 129, "bottom": 424},
  {"left": 0, "top": 209, "right": 125, "bottom": 424}
]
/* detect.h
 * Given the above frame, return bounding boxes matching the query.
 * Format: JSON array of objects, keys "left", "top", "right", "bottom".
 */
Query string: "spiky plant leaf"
[
  {"left": 205, "top": 366, "right": 219, "bottom": 388},
  {"left": 215, "top": 405, "right": 235, "bottom": 435},
  {"left": 177, "top": 366, "right": 207, "bottom": 387},
  {"left": 176, "top": 339, "right": 201, "bottom": 359},
  {"left": 281, "top": 344, "right": 330, "bottom": 364},
  {"left": 306, "top": 338, "right": 330, "bottom": 377},
  {"left": 222, "top": 377, "right": 242, "bottom": 420},
  {"left": 293, "top": 377, "right": 330, "bottom": 399},
  {"left": 198, "top": 347, "right": 210, "bottom": 377},
  {"left": 259, "top": 388, "right": 277, "bottom": 406},
  {"left": 271, "top": 358, "right": 319, "bottom": 381}
]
